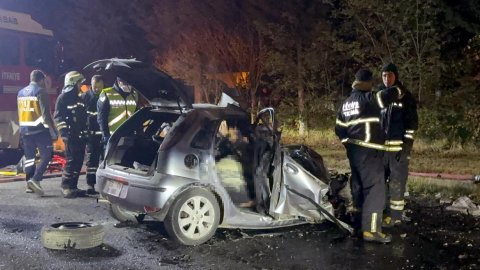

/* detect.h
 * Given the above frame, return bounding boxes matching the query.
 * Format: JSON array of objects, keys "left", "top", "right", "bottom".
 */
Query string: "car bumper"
[{"left": 96, "top": 166, "right": 197, "bottom": 220}]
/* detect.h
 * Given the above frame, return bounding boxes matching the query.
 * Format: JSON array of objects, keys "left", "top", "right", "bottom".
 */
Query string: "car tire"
[
  {"left": 109, "top": 204, "right": 146, "bottom": 223},
  {"left": 41, "top": 222, "right": 104, "bottom": 250},
  {"left": 164, "top": 188, "right": 220, "bottom": 246}
]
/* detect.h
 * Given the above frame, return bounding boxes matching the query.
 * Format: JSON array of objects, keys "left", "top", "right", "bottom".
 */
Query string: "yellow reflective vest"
[
  {"left": 99, "top": 87, "right": 138, "bottom": 135},
  {"left": 17, "top": 83, "right": 50, "bottom": 134}
]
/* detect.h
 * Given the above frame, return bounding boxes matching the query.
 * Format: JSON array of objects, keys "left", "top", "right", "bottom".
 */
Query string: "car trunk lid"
[{"left": 84, "top": 58, "right": 193, "bottom": 109}]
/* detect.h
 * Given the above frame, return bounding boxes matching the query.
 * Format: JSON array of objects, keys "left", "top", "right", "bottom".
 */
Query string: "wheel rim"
[{"left": 178, "top": 195, "right": 216, "bottom": 240}]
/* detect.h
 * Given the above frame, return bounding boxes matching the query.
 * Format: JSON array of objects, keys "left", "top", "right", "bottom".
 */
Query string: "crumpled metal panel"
[{"left": 273, "top": 154, "right": 333, "bottom": 221}]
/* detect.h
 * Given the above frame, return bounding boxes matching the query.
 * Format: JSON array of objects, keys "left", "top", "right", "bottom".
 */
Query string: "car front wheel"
[{"left": 164, "top": 188, "right": 220, "bottom": 245}]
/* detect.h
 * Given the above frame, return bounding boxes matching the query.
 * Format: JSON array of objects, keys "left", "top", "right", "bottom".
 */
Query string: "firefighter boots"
[{"left": 363, "top": 231, "right": 392, "bottom": 243}]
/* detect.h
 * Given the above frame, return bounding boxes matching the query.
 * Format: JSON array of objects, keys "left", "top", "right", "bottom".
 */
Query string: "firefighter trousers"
[
  {"left": 384, "top": 149, "right": 409, "bottom": 220},
  {"left": 85, "top": 137, "right": 102, "bottom": 187},
  {"left": 21, "top": 130, "right": 53, "bottom": 182},
  {"left": 61, "top": 138, "right": 86, "bottom": 189},
  {"left": 346, "top": 144, "right": 385, "bottom": 233}
]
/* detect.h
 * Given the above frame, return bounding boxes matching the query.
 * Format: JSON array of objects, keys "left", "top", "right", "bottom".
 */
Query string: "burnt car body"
[{"left": 87, "top": 59, "right": 346, "bottom": 245}]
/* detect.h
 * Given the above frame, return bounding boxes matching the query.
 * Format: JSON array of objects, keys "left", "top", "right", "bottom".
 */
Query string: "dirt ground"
[{"left": 1, "top": 178, "right": 480, "bottom": 270}]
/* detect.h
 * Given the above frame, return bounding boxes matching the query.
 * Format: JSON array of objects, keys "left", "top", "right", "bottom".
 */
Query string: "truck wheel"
[
  {"left": 164, "top": 188, "right": 220, "bottom": 246},
  {"left": 109, "top": 204, "right": 145, "bottom": 223},
  {"left": 41, "top": 222, "right": 104, "bottom": 250}
]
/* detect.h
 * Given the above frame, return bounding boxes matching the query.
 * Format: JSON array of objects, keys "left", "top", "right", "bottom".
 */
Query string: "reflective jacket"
[
  {"left": 378, "top": 82, "right": 418, "bottom": 151},
  {"left": 17, "top": 82, "right": 56, "bottom": 135},
  {"left": 81, "top": 88, "right": 102, "bottom": 139},
  {"left": 335, "top": 81, "right": 402, "bottom": 151},
  {"left": 97, "top": 85, "right": 138, "bottom": 137},
  {"left": 54, "top": 85, "right": 87, "bottom": 140}
]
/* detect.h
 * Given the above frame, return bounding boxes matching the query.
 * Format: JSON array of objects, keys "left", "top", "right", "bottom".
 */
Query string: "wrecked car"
[{"left": 87, "top": 58, "right": 349, "bottom": 246}]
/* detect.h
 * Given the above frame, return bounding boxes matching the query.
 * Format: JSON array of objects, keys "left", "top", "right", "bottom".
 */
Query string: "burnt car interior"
[
  {"left": 106, "top": 109, "right": 180, "bottom": 174},
  {"left": 214, "top": 118, "right": 256, "bottom": 206},
  {"left": 214, "top": 109, "right": 279, "bottom": 214}
]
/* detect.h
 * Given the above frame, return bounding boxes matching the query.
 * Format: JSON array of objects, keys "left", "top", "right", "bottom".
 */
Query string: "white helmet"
[{"left": 64, "top": 71, "right": 85, "bottom": 87}]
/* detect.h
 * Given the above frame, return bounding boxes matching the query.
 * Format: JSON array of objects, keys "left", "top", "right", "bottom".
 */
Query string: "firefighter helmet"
[{"left": 64, "top": 71, "right": 85, "bottom": 87}]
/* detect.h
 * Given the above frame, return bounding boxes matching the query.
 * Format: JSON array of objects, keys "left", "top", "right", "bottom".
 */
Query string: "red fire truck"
[{"left": 0, "top": 8, "right": 63, "bottom": 168}]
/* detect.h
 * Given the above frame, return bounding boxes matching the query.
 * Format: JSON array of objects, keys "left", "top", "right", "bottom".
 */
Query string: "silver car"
[{"left": 88, "top": 59, "right": 348, "bottom": 246}]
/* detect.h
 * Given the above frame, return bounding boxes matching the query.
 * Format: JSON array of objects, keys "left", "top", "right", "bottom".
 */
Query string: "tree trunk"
[{"left": 296, "top": 41, "right": 306, "bottom": 135}]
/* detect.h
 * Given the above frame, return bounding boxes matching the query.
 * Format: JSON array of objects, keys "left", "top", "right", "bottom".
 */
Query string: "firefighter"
[
  {"left": 81, "top": 75, "right": 105, "bottom": 195},
  {"left": 97, "top": 77, "right": 139, "bottom": 145},
  {"left": 379, "top": 63, "right": 418, "bottom": 227},
  {"left": 335, "top": 69, "right": 402, "bottom": 243},
  {"left": 17, "top": 70, "right": 58, "bottom": 196},
  {"left": 54, "top": 71, "right": 88, "bottom": 199}
]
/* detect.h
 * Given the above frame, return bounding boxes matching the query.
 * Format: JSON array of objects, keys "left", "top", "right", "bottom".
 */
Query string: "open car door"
[{"left": 252, "top": 109, "right": 334, "bottom": 221}]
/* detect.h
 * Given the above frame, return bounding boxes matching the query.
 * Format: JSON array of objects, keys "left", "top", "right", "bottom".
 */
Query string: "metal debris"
[{"left": 445, "top": 196, "right": 480, "bottom": 216}]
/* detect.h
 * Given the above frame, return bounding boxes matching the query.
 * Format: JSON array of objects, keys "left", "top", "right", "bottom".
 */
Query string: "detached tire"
[
  {"left": 164, "top": 188, "right": 220, "bottom": 246},
  {"left": 109, "top": 204, "right": 145, "bottom": 223},
  {"left": 41, "top": 222, "right": 104, "bottom": 250}
]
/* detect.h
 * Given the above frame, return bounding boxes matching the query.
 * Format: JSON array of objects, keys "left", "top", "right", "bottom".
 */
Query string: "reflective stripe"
[
  {"left": 405, "top": 130, "right": 415, "bottom": 134},
  {"left": 19, "top": 116, "right": 45, "bottom": 127},
  {"left": 390, "top": 200, "right": 405, "bottom": 211},
  {"left": 376, "top": 91, "right": 385, "bottom": 109},
  {"left": 18, "top": 96, "right": 38, "bottom": 101},
  {"left": 108, "top": 110, "right": 128, "bottom": 127},
  {"left": 67, "top": 104, "right": 78, "bottom": 109},
  {"left": 24, "top": 159, "right": 35, "bottom": 167},
  {"left": 335, "top": 117, "right": 380, "bottom": 127},
  {"left": 385, "top": 140, "right": 403, "bottom": 145},
  {"left": 347, "top": 139, "right": 386, "bottom": 150},
  {"left": 404, "top": 134, "right": 414, "bottom": 139},
  {"left": 365, "top": 122, "right": 371, "bottom": 142},
  {"left": 341, "top": 138, "right": 348, "bottom": 143},
  {"left": 371, "top": 213, "right": 377, "bottom": 233},
  {"left": 385, "top": 146, "right": 402, "bottom": 152}
]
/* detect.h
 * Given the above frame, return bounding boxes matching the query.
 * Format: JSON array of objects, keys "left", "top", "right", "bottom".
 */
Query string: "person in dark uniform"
[
  {"left": 335, "top": 69, "right": 402, "bottom": 243},
  {"left": 97, "top": 77, "right": 139, "bottom": 145},
  {"left": 378, "top": 63, "right": 418, "bottom": 227},
  {"left": 81, "top": 75, "right": 105, "bottom": 195},
  {"left": 54, "top": 71, "right": 88, "bottom": 199},
  {"left": 17, "top": 70, "right": 58, "bottom": 196}
]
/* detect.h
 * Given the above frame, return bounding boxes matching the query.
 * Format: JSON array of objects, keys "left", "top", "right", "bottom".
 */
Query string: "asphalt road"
[
  {"left": 1, "top": 176, "right": 479, "bottom": 270},
  {"left": 0, "top": 177, "right": 186, "bottom": 270}
]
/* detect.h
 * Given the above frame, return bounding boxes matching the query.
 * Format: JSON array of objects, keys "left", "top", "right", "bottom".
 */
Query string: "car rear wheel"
[
  {"left": 109, "top": 204, "right": 145, "bottom": 223},
  {"left": 164, "top": 188, "right": 220, "bottom": 246}
]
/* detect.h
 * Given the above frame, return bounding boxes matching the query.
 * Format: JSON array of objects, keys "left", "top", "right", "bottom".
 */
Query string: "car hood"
[{"left": 84, "top": 58, "right": 193, "bottom": 108}]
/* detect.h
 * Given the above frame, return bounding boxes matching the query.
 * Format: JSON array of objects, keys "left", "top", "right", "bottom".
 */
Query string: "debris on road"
[{"left": 445, "top": 196, "right": 480, "bottom": 216}]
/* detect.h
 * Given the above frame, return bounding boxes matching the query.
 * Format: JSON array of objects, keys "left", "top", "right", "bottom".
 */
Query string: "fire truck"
[{"left": 0, "top": 8, "right": 62, "bottom": 167}]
